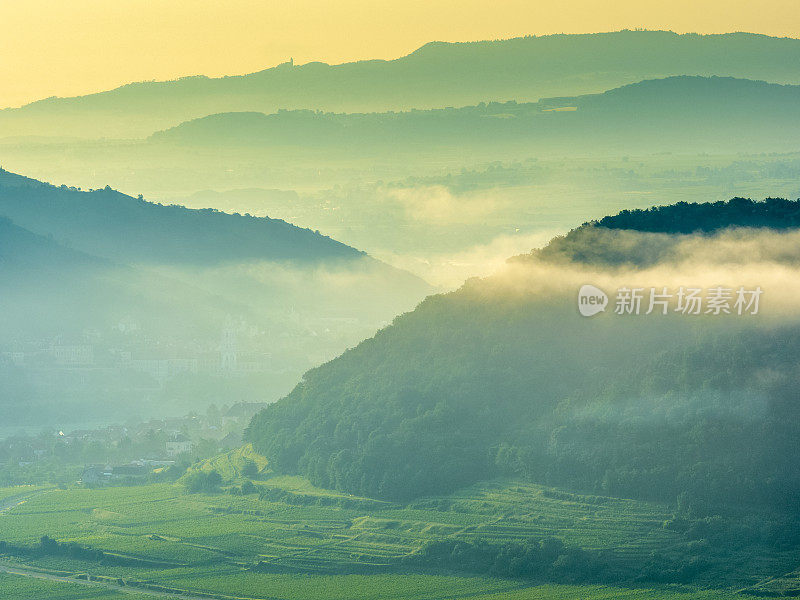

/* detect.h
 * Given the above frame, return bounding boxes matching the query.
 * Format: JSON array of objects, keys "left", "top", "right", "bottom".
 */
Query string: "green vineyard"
[{"left": 0, "top": 476, "right": 794, "bottom": 599}]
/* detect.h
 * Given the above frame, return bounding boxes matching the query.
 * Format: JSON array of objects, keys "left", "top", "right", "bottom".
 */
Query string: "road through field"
[
  {"left": 0, "top": 561, "right": 220, "bottom": 600},
  {"left": 1, "top": 490, "right": 244, "bottom": 600},
  {"left": 0, "top": 487, "right": 54, "bottom": 515},
  {"left": 0, "top": 562, "right": 261, "bottom": 600}
]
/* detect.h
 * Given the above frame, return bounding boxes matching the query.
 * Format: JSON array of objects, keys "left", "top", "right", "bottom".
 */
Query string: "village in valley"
[{"left": 0, "top": 401, "right": 266, "bottom": 488}]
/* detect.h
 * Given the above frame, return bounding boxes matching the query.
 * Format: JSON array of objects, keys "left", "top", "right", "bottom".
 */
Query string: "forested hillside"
[
  {"left": 594, "top": 196, "right": 800, "bottom": 233},
  {"left": 246, "top": 198, "right": 800, "bottom": 523},
  {"left": 531, "top": 196, "right": 800, "bottom": 266}
]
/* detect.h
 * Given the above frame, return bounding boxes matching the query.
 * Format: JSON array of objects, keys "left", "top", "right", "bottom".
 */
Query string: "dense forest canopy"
[
  {"left": 531, "top": 197, "right": 800, "bottom": 266},
  {"left": 594, "top": 196, "right": 800, "bottom": 233}
]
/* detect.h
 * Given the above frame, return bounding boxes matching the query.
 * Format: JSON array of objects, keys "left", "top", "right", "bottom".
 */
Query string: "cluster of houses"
[
  {"left": 1, "top": 402, "right": 267, "bottom": 478},
  {"left": 80, "top": 459, "right": 176, "bottom": 485}
]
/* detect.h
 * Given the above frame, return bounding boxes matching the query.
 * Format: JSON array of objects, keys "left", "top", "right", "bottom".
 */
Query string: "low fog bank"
[{"left": 503, "top": 226, "right": 800, "bottom": 316}]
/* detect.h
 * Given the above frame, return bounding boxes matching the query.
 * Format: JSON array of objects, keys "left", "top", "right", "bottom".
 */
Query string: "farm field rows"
[
  {"left": 0, "top": 569, "right": 769, "bottom": 600},
  {"left": 0, "top": 478, "right": 792, "bottom": 599},
  {"left": 0, "top": 481, "right": 682, "bottom": 570},
  {"left": 0, "top": 571, "right": 165, "bottom": 599}
]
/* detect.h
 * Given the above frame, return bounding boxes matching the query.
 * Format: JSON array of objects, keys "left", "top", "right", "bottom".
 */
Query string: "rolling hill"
[
  {"left": 245, "top": 197, "right": 800, "bottom": 516},
  {"left": 0, "top": 168, "right": 431, "bottom": 320},
  {"left": 3, "top": 30, "right": 800, "bottom": 138}
]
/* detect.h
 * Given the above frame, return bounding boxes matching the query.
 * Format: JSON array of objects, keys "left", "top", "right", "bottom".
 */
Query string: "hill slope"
[
  {"left": 0, "top": 215, "right": 226, "bottom": 334},
  {"left": 246, "top": 197, "right": 800, "bottom": 513},
  {"left": 4, "top": 30, "right": 800, "bottom": 138},
  {"left": 0, "top": 168, "right": 431, "bottom": 318},
  {"left": 0, "top": 169, "right": 366, "bottom": 266},
  {"left": 0, "top": 217, "right": 244, "bottom": 423}
]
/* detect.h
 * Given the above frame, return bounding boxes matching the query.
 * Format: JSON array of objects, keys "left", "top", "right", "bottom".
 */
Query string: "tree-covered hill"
[
  {"left": 0, "top": 168, "right": 431, "bottom": 311},
  {"left": 530, "top": 197, "right": 800, "bottom": 266},
  {"left": 593, "top": 196, "right": 800, "bottom": 234},
  {"left": 4, "top": 30, "right": 800, "bottom": 138},
  {"left": 246, "top": 197, "right": 800, "bottom": 519}
]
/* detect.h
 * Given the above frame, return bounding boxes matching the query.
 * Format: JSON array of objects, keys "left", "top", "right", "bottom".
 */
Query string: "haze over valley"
[{"left": 2, "top": 21, "right": 800, "bottom": 600}]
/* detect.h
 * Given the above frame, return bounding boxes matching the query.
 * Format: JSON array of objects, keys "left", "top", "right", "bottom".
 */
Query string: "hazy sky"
[{"left": 2, "top": 0, "right": 799, "bottom": 108}]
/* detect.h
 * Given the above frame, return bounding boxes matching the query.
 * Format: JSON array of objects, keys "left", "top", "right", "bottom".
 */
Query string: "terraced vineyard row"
[{"left": 0, "top": 479, "right": 793, "bottom": 599}]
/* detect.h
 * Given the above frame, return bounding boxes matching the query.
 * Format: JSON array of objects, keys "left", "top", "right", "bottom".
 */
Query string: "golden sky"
[{"left": 2, "top": 0, "right": 799, "bottom": 108}]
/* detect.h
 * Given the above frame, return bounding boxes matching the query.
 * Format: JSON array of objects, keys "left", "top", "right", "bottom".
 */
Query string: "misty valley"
[{"left": 1, "top": 28, "right": 800, "bottom": 600}]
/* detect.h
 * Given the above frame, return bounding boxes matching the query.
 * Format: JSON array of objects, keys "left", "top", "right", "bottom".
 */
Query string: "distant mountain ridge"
[
  {"left": 148, "top": 77, "right": 800, "bottom": 154},
  {"left": 3, "top": 30, "right": 800, "bottom": 138}
]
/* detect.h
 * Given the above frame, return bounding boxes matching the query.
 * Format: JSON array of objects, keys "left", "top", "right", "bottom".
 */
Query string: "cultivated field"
[{"left": 0, "top": 477, "right": 793, "bottom": 599}]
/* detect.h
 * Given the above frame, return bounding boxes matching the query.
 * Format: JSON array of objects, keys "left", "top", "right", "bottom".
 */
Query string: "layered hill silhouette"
[
  {"left": 4, "top": 31, "right": 800, "bottom": 138},
  {"left": 0, "top": 168, "right": 432, "bottom": 340},
  {"left": 0, "top": 168, "right": 431, "bottom": 310},
  {"left": 0, "top": 215, "right": 102, "bottom": 274},
  {"left": 0, "top": 169, "right": 366, "bottom": 266},
  {"left": 0, "top": 170, "right": 432, "bottom": 425},
  {"left": 149, "top": 77, "right": 800, "bottom": 155},
  {"left": 246, "top": 197, "right": 800, "bottom": 517},
  {"left": 0, "top": 216, "right": 232, "bottom": 337},
  {"left": 0, "top": 215, "right": 255, "bottom": 424}
]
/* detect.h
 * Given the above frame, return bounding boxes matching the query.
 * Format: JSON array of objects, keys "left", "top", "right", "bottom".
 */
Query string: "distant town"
[{"left": 0, "top": 401, "right": 267, "bottom": 487}]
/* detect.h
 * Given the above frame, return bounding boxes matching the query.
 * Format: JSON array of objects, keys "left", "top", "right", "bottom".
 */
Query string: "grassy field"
[{"left": 0, "top": 475, "right": 794, "bottom": 600}]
